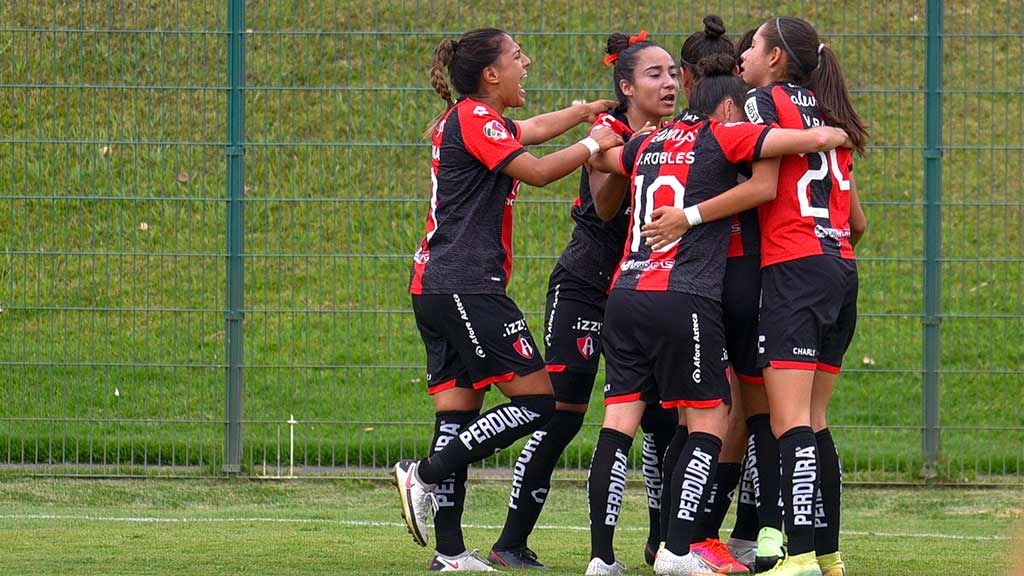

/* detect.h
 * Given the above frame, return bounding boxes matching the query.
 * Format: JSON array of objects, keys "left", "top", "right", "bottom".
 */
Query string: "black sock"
[
  {"left": 814, "top": 428, "right": 841, "bottom": 556},
  {"left": 588, "top": 428, "right": 633, "bottom": 565},
  {"left": 641, "top": 404, "right": 677, "bottom": 549},
  {"left": 731, "top": 450, "right": 760, "bottom": 541},
  {"left": 695, "top": 462, "right": 742, "bottom": 542},
  {"left": 430, "top": 410, "right": 479, "bottom": 556},
  {"left": 418, "top": 395, "right": 555, "bottom": 485},
  {"left": 659, "top": 425, "right": 688, "bottom": 542},
  {"left": 493, "top": 409, "right": 585, "bottom": 551},
  {"left": 665, "top": 432, "right": 722, "bottom": 556},
  {"left": 779, "top": 426, "right": 818, "bottom": 556},
  {"left": 746, "top": 413, "right": 783, "bottom": 533}
]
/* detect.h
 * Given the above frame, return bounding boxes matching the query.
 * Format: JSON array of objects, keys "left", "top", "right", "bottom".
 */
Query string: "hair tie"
[
  {"left": 604, "top": 30, "right": 649, "bottom": 67},
  {"left": 452, "top": 40, "right": 460, "bottom": 52},
  {"left": 817, "top": 42, "right": 825, "bottom": 55},
  {"left": 628, "top": 29, "right": 648, "bottom": 45}
]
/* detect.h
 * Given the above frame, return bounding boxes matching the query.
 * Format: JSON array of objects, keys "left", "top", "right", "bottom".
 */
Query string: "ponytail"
[
  {"left": 424, "top": 38, "right": 457, "bottom": 139},
  {"left": 760, "top": 17, "right": 869, "bottom": 155},
  {"left": 809, "top": 45, "right": 868, "bottom": 155},
  {"left": 423, "top": 29, "right": 509, "bottom": 140}
]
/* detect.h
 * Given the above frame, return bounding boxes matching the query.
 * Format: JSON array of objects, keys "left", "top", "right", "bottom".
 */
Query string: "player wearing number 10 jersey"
[
  {"left": 739, "top": 16, "right": 868, "bottom": 576},
  {"left": 586, "top": 53, "right": 851, "bottom": 576},
  {"left": 489, "top": 31, "right": 680, "bottom": 572}
]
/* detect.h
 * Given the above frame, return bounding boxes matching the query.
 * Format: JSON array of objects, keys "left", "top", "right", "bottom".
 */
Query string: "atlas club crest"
[
  {"left": 577, "top": 334, "right": 596, "bottom": 360},
  {"left": 513, "top": 335, "right": 534, "bottom": 359}
]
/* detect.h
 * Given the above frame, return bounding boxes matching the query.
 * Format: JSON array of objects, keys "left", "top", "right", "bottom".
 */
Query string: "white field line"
[{"left": 0, "top": 514, "right": 1011, "bottom": 541}]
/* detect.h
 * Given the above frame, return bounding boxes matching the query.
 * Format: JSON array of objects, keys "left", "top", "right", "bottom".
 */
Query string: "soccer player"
[
  {"left": 394, "top": 27, "right": 623, "bottom": 572},
  {"left": 738, "top": 16, "right": 869, "bottom": 576},
  {"left": 585, "top": 53, "right": 851, "bottom": 576},
  {"left": 488, "top": 30, "right": 680, "bottom": 570},
  {"left": 668, "top": 16, "right": 759, "bottom": 574}
]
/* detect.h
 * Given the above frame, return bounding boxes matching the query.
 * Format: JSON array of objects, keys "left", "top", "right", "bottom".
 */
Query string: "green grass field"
[
  {"left": 0, "top": 478, "right": 1020, "bottom": 575},
  {"left": 0, "top": 1, "right": 1022, "bottom": 481}
]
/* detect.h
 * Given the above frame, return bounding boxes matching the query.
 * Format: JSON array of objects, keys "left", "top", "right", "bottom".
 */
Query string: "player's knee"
[
  {"left": 810, "top": 414, "right": 828, "bottom": 432},
  {"left": 512, "top": 394, "right": 556, "bottom": 429}
]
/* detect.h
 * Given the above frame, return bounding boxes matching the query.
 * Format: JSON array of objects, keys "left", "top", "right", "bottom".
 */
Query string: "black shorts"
[
  {"left": 602, "top": 290, "right": 729, "bottom": 409},
  {"left": 412, "top": 293, "right": 546, "bottom": 395},
  {"left": 757, "top": 255, "right": 858, "bottom": 373},
  {"left": 723, "top": 255, "right": 764, "bottom": 384},
  {"left": 543, "top": 264, "right": 606, "bottom": 402}
]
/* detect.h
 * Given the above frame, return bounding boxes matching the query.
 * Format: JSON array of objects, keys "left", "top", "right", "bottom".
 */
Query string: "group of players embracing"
[{"left": 396, "top": 13, "right": 866, "bottom": 576}]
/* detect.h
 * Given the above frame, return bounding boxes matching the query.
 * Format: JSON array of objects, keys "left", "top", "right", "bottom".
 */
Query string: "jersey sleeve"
[
  {"left": 593, "top": 112, "right": 633, "bottom": 139},
  {"left": 459, "top": 104, "right": 527, "bottom": 172},
  {"left": 619, "top": 132, "right": 648, "bottom": 176},
  {"left": 743, "top": 87, "right": 780, "bottom": 127},
  {"left": 710, "top": 121, "right": 772, "bottom": 164}
]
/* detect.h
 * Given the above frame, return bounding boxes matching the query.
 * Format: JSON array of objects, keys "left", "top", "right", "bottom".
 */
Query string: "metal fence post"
[
  {"left": 224, "top": 0, "right": 247, "bottom": 474},
  {"left": 922, "top": 0, "right": 943, "bottom": 478}
]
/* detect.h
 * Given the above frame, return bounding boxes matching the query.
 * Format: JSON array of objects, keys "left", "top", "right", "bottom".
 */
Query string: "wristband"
[
  {"left": 684, "top": 205, "right": 703, "bottom": 227},
  {"left": 578, "top": 136, "right": 600, "bottom": 157}
]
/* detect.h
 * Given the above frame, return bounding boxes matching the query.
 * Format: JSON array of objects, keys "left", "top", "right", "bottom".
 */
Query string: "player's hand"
[
  {"left": 631, "top": 121, "right": 658, "bottom": 140},
  {"left": 641, "top": 206, "right": 689, "bottom": 250},
  {"left": 816, "top": 126, "right": 852, "bottom": 150},
  {"left": 589, "top": 125, "right": 624, "bottom": 151},
  {"left": 575, "top": 99, "right": 618, "bottom": 123}
]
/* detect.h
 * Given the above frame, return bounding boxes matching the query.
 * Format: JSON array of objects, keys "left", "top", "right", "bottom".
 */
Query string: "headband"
[
  {"left": 603, "top": 29, "right": 649, "bottom": 67},
  {"left": 775, "top": 17, "right": 816, "bottom": 75}
]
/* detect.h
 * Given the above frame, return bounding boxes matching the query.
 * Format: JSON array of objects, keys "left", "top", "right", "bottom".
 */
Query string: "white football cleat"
[
  {"left": 393, "top": 459, "right": 436, "bottom": 547},
  {"left": 654, "top": 547, "right": 716, "bottom": 575},
  {"left": 429, "top": 549, "right": 497, "bottom": 572},
  {"left": 586, "top": 557, "right": 627, "bottom": 575}
]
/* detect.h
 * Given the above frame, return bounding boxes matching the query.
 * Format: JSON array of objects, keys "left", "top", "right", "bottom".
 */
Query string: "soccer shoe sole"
[
  {"left": 754, "top": 555, "right": 781, "bottom": 573},
  {"left": 392, "top": 464, "right": 428, "bottom": 547}
]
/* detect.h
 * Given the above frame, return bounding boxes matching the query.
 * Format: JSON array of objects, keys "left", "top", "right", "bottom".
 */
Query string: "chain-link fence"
[{"left": 1, "top": 1, "right": 1020, "bottom": 483}]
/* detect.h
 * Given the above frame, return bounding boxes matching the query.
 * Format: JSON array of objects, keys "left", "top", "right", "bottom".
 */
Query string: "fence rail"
[{"left": 1, "top": 1, "right": 1021, "bottom": 483}]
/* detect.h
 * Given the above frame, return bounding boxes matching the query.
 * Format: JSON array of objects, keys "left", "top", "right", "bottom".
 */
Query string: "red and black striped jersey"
[
  {"left": 744, "top": 83, "right": 855, "bottom": 267},
  {"left": 555, "top": 110, "right": 634, "bottom": 292},
  {"left": 611, "top": 111, "right": 770, "bottom": 299},
  {"left": 409, "top": 97, "right": 527, "bottom": 295}
]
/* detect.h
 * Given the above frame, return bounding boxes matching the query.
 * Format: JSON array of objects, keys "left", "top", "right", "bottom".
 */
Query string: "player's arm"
[
  {"left": 849, "top": 174, "right": 866, "bottom": 247},
  {"left": 589, "top": 123, "right": 657, "bottom": 219},
  {"left": 516, "top": 99, "right": 618, "bottom": 145},
  {"left": 640, "top": 158, "right": 780, "bottom": 250},
  {"left": 501, "top": 126, "right": 622, "bottom": 187},
  {"left": 759, "top": 126, "right": 851, "bottom": 157},
  {"left": 592, "top": 170, "right": 629, "bottom": 222}
]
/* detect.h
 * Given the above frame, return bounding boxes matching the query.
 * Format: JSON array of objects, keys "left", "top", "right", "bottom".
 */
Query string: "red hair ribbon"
[{"left": 603, "top": 30, "right": 649, "bottom": 67}]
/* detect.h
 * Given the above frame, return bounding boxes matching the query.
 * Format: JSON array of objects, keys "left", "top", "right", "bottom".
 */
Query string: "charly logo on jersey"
[
  {"left": 576, "top": 334, "right": 596, "bottom": 360},
  {"left": 745, "top": 98, "right": 763, "bottom": 124},
  {"left": 484, "top": 119, "right": 509, "bottom": 141},
  {"left": 513, "top": 335, "right": 534, "bottom": 359},
  {"left": 413, "top": 245, "right": 429, "bottom": 264}
]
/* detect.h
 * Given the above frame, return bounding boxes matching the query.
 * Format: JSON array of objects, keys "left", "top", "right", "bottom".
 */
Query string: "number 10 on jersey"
[{"left": 630, "top": 174, "right": 686, "bottom": 253}]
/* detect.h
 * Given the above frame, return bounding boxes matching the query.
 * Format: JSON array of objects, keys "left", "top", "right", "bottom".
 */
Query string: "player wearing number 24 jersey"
[{"left": 737, "top": 16, "right": 869, "bottom": 576}]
